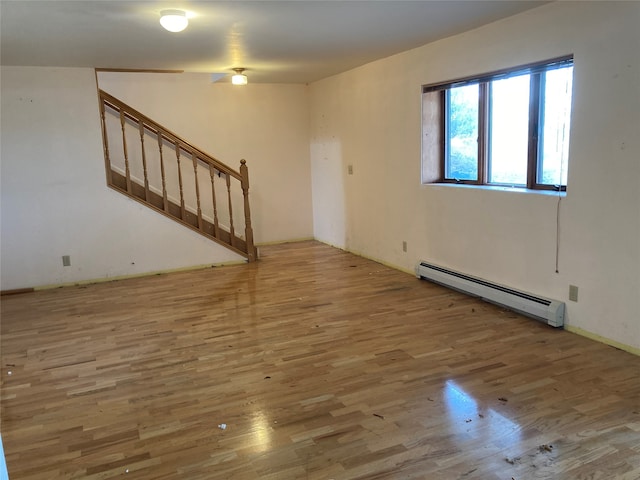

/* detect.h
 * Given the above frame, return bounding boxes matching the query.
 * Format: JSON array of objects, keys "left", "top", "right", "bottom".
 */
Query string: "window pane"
[
  {"left": 445, "top": 85, "right": 478, "bottom": 181},
  {"left": 538, "top": 66, "right": 573, "bottom": 186},
  {"left": 488, "top": 74, "right": 530, "bottom": 185}
]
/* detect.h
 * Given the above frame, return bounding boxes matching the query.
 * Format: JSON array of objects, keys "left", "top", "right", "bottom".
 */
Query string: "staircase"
[{"left": 98, "top": 90, "right": 257, "bottom": 262}]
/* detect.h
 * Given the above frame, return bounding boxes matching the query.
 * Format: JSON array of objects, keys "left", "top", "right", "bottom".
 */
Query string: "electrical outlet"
[
  {"left": 402, "top": 241, "right": 407, "bottom": 252},
  {"left": 62, "top": 255, "right": 71, "bottom": 267},
  {"left": 569, "top": 285, "right": 578, "bottom": 302},
  {"left": 347, "top": 165, "right": 353, "bottom": 175}
]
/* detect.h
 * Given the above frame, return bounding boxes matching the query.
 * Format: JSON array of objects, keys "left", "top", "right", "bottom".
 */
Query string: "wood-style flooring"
[{"left": 2, "top": 241, "right": 639, "bottom": 479}]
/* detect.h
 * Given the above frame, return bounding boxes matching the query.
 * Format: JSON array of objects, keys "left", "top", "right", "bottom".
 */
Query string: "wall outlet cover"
[{"left": 569, "top": 285, "right": 578, "bottom": 302}]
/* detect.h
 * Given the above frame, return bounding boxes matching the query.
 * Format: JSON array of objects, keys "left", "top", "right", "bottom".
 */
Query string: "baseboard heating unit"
[{"left": 415, "top": 261, "right": 565, "bottom": 327}]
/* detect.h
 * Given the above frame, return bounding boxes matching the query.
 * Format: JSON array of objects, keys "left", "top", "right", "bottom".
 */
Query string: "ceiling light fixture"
[
  {"left": 160, "top": 9, "right": 188, "bottom": 33},
  {"left": 231, "top": 68, "right": 248, "bottom": 86}
]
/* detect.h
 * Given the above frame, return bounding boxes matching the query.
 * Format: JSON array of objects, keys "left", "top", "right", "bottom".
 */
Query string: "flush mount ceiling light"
[
  {"left": 231, "top": 68, "right": 248, "bottom": 86},
  {"left": 160, "top": 9, "right": 188, "bottom": 33}
]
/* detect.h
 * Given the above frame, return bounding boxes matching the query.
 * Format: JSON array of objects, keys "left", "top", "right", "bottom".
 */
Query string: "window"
[{"left": 422, "top": 56, "right": 573, "bottom": 191}]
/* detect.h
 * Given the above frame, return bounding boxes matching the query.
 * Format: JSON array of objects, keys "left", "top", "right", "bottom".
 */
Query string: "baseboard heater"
[{"left": 415, "top": 261, "right": 564, "bottom": 327}]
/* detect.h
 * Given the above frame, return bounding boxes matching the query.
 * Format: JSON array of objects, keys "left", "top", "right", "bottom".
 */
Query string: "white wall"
[
  {"left": 0, "top": 67, "right": 312, "bottom": 290},
  {"left": 97, "top": 72, "right": 313, "bottom": 245},
  {"left": 310, "top": 2, "right": 640, "bottom": 350}
]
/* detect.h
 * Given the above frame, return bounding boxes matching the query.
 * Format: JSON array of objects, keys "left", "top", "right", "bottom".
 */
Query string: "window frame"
[{"left": 423, "top": 55, "right": 573, "bottom": 192}]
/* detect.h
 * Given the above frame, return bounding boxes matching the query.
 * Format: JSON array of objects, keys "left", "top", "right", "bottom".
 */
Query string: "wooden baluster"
[
  {"left": 120, "top": 111, "right": 132, "bottom": 193},
  {"left": 192, "top": 153, "right": 203, "bottom": 230},
  {"left": 99, "top": 97, "right": 113, "bottom": 186},
  {"left": 157, "top": 132, "right": 169, "bottom": 212},
  {"left": 226, "top": 173, "right": 235, "bottom": 247},
  {"left": 139, "top": 122, "right": 150, "bottom": 201},
  {"left": 175, "top": 143, "right": 186, "bottom": 220},
  {"left": 209, "top": 165, "right": 220, "bottom": 239},
  {"left": 239, "top": 159, "right": 256, "bottom": 262}
]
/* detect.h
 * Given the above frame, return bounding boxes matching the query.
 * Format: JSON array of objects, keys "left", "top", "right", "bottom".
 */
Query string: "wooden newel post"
[{"left": 240, "top": 159, "right": 256, "bottom": 262}]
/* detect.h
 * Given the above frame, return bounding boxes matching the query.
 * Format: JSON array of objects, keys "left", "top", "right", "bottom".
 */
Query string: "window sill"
[{"left": 422, "top": 182, "right": 567, "bottom": 197}]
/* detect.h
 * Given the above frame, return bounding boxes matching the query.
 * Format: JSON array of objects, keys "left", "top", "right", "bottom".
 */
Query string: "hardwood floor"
[{"left": 2, "top": 241, "right": 639, "bottom": 479}]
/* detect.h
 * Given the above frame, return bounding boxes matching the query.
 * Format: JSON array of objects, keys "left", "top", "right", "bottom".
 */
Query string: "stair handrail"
[
  {"left": 99, "top": 90, "right": 241, "bottom": 181},
  {"left": 98, "top": 89, "right": 256, "bottom": 262}
]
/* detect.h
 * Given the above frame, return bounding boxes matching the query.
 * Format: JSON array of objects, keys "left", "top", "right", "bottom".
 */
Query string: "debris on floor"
[
  {"left": 539, "top": 444, "right": 553, "bottom": 452},
  {"left": 498, "top": 397, "right": 508, "bottom": 402},
  {"left": 504, "top": 456, "right": 521, "bottom": 465},
  {"left": 373, "top": 413, "right": 384, "bottom": 419},
  {"left": 218, "top": 423, "right": 227, "bottom": 430}
]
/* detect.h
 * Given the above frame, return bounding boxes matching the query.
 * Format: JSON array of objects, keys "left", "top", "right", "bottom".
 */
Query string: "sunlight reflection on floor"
[{"left": 443, "top": 380, "right": 521, "bottom": 443}]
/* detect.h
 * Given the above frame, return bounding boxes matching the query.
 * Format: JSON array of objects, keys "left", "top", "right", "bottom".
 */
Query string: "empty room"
[{"left": 1, "top": 1, "right": 639, "bottom": 479}]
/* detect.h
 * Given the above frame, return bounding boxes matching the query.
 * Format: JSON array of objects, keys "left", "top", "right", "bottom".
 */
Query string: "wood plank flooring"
[{"left": 2, "top": 240, "right": 639, "bottom": 479}]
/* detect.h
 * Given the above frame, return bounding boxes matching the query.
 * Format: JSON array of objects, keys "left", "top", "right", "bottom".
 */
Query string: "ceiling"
[{"left": 0, "top": 1, "right": 546, "bottom": 84}]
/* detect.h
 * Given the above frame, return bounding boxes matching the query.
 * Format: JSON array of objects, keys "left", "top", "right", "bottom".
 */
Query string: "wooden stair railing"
[{"left": 98, "top": 89, "right": 256, "bottom": 262}]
